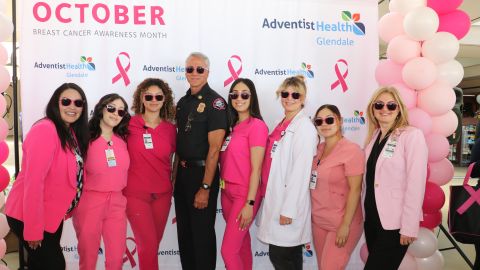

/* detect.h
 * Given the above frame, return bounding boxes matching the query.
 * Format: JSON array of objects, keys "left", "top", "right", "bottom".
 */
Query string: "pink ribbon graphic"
[
  {"left": 123, "top": 237, "right": 137, "bottom": 267},
  {"left": 224, "top": 55, "right": 243, "bottom": 87},
  {"left": 112, "top": 52, "right": 131, "bottom": 86},
  {"left": 330, "top": 59, "right": 349, "bottom": 92},
  {"left": 457, "top": 185, "right": 480, "bottom": 215}
]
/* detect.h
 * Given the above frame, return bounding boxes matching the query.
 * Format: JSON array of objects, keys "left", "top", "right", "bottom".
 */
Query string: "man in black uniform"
[{"left": 174, "top": 52, "right": 227, "bottom": 270}]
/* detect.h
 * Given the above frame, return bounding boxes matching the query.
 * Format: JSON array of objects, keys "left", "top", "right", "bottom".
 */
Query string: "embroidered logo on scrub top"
[{"left": 213, "top": 98, "right": 226, "bottom": 110}]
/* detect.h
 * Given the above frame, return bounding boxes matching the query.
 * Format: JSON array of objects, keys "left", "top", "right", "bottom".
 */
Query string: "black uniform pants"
[
  {"left": 174, "top": 165, "right": 219, "bottom": 270},
  {"left": 7, "top": 216, "right": 65, "bottom": 270},
  {"left": 269, "top": 244, "right": 303, "bottom": 270}
]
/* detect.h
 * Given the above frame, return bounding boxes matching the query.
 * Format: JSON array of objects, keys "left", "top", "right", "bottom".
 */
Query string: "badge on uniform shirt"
[
  {"left": 197, "top": 102, "right": 206, "bottom": 113},
  {"left": 309, "top": 171, "right": 317, "bottom": 189},
  {"left": 213, "top": 98, "right": 226, "bottom": 110},
  {"left": 143, "top": 133, "right": 154, "bottom": 149},
  {"left": 382, "top": 139, "right": 397, "bottom": 158},
  {"left": 105, "top": 149, "right": 117, "bottom": 167},
  {"left": 221, "top": 136, "right": 231, "bottom": 152},
  {"left": 198, "top": 95, "right": 203, "bottom": 100}
]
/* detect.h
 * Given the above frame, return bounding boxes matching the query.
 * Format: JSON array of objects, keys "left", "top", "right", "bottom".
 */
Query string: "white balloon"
[
  {"left": 404, "top": 7, "right": 439, "bottom": 41},
  {"left": 415, "top": 250, "right": 445, "bottom": 270},
  {"left": 407, "top": 227, "right": 438, "bottom": 258},
  {"left": 389, "top": 0, "right": 427, "bottom": 15},
  {"left": 422, "top": 32, "right": 460, "bottom": 64},
  {"left": 387, "top": 35, "right": 421, "bottom": 65},
  {"left": 437, "top": 60, "right": 464, "bottom": 87}
]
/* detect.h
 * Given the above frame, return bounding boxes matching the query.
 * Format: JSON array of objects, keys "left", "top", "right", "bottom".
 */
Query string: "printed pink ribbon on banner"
[
  {"left": 112, "top": 52, "right": 131, "bottom": 86},
  {"left": 224, "top": 55, "right": 242, "bottom": 87},
  {"left": 330, "top": 59, "right": 349, "bottom": 92},
  {"left": 123, "top": 237, "right": 137, "bottom": 267}
]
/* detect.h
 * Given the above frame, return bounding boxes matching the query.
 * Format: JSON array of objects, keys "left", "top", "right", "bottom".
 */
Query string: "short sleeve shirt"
[{"left": 176, "top": 83, "right": 228, "bottom": 160}]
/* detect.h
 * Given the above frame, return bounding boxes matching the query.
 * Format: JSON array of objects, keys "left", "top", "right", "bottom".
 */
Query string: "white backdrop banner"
[{"left": 19, "top": 0, "right": 378, "bottom": 269}]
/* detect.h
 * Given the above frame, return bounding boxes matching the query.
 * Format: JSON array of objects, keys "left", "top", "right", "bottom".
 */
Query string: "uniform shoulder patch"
[{"left": 212, "top": 98, "right": 226, "bottom": 110}]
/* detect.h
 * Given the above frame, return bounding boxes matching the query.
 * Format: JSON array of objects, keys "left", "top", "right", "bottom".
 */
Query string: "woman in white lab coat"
[{"left": 257, "top": 75, "right": 318, "bottom": 270}]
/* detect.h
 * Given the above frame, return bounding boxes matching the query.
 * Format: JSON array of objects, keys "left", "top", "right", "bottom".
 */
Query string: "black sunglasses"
[
  {"left": 60, "top": 98, "right": 84, "bottom": 108},
  {"left": 280, "top": 91, "right": 301, "bottom": 100},
  {"left": 314, "top": 117, "right": 335, "bottom": 126},
  {"left": 105, "top": 104, "right": 127, "bottom": 117},
  {"left": 186, "top": 66, "right": 208, "bottom": 74},
  {"left": 144, "top": 94, "right": 164, "bottom": 102},
  {"left": 229, "top": 92, "right": 251, "bottom": 100},
  {"left": 373, "top": 101, "right": 398, "bottom": 111}
]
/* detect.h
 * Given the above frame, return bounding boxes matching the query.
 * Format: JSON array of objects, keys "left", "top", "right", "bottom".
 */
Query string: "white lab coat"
[{"left": 257, "top": 109, "right": 318, "bottom": 247}]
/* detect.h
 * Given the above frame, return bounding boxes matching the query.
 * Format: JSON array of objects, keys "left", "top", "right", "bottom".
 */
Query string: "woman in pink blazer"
[
  {"left": 5, "top": 83, "right": 89, "bottom": 270},
  {"left": 362, "top": 86, "right": 428, "bottom": 270}
]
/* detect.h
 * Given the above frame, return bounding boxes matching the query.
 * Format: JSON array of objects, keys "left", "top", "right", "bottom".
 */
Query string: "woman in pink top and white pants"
[
  {"left": 73, "top": 94, "right": 131, "bottom": 270},
  {"left": 219, "top": 78, "right": 268, "bottom": 270},
  {"left": 124, "top": 78, "right": 176, "bottom": 270}
]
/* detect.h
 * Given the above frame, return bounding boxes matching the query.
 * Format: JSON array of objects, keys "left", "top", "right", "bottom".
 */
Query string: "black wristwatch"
[
  {"left": 246, "top": 200, "right": 255, "bottom": 206},
  {"left": 201, "top": 183, "right": 210, "bottom": 190}
]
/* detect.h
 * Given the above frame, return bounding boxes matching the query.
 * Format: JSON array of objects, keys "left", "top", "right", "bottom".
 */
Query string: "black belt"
[{"left": 180, "top": 159, "right": 206, "bottom": 168}]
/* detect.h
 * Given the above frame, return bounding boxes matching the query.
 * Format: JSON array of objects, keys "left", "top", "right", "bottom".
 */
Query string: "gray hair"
[{"left": 186, "top": 52, "right": 210, "bottom": 69}]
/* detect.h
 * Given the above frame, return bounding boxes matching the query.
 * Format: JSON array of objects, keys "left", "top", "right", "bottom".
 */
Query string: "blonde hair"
[{"left": 365, "top": 86, "right": 409, "bottom": 145}]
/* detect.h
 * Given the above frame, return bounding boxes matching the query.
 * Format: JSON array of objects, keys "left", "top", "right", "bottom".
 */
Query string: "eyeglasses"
[
  {"left": 313, "top": 117, "right": 335, "bottom": 126},
  {"left": 280, "top": 91, "right": 301, "bottom": 100},
  {"left": 229, "top": 92, "right": 251, "bottom": 100},
  {"left": 105, "top": 104, "right": 127, "bottom": 117},
  {"left": 373, "top": 101, "right": 398, "bottom": 111},
  {"left": 60, "top": 98, "right": 84, "bottom": 108},
  {"left": 144, "top": 94, "right": 164, "bottom": 102},
  {"left": 186, "top": 66, "right": 208, "bottom": 74}
]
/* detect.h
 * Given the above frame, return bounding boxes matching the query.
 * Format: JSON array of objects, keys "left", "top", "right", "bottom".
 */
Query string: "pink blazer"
[
  {"left": 5, "top": 119, "right": 78, "bottom": 241},
  {"left": 362, "top": 126, "right": 428, "bottom": 237}
]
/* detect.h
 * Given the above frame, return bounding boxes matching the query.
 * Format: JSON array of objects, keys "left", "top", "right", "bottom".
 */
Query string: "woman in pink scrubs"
[
  {"left": 219, "top": 78, "right": 268, "bottom": 270},
  {"left": 310, "top": 104, "right": 364, "bottom": 270}
]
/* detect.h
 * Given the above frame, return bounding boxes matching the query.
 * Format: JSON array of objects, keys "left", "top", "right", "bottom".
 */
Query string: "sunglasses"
[
  {"left": 60, "top": 97, "right": 84, "bottom": 108},
  {"left": 144, "top": 94, "right": 164, "bottom": 102},
  {"left": 313, "top": 116, "right": 335, "bottom": 126},
  {"left": 105, "top": 104, "right": 127, "bottom": 117},
  {"left": 229, "top": 92, "right": 251, "bottom": 100},
  {"left": 280, "top": 91, "right": 301, "bottom": 100},
  {"left": 185, "top": 66, "right": 208, "bottom": 74},
  {"left": 373, "top": 101, "right": 398, "bottom": 111}
]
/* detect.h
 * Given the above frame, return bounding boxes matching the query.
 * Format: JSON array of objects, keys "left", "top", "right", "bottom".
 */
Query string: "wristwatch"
[
  {"left": 246, "top": 200, "right": 255, "bottom": 206},
  {"left": 201, "top": 183, "right": 210, "bottom": 190}
]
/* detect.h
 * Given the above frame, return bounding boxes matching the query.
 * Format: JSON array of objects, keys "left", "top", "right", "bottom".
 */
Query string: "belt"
[{"left": 180, "top": 159, "right": 206, "bottom": 168}]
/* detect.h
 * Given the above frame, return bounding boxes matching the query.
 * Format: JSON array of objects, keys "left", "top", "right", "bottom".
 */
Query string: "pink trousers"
[
  {"left": 125, "top": 191, "right": 172, "bottom": 270},
  {"left": 220, "top": 182, "right": 261, "bottom": 270},
  {"left": 72, "top": 190, "right": 127, "bottom": 270},
  {"left": 312, "top": 219, "right": 363, "bottom": 270}
]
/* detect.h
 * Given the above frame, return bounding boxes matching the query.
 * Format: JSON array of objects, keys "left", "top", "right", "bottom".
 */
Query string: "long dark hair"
[
  {"left": 45, "top": 83, "right": 89, "bottom": 156},
  {"left": 227, "top": 78, "right": 263, "bottom": 135},
  {"left": 89, "top": 93, "right": 131, "bottom": 142}
]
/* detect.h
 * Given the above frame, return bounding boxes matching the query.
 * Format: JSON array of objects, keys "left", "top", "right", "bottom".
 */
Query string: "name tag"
[
  {"left": 221, "top": 136, "right": 231, "bottom": 152},
  {"left": 105, "top": 149, "right": 117, "bottom": 167},
  {"left": 382, "top": 140, "right": 397, "bottom": 158},
  {"left": 271, "top": 141, "right": 279, "bottom": 156},
  {"left": 143, "top": 133, "right": 154, "bottom": 149},
  {"left": 309, "top": 171, "right": 317, "bottom": 189}
]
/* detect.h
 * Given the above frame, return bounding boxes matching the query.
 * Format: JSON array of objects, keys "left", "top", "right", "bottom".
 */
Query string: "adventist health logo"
[
  {"left": 343, "top": 110, "right": 366, "bottom": 132},
  {"left": 255, "top": 62, "right": 314, "bottom": 78},
  {"left": 34, "top": 56, "right": 96, "bottom": 78}
]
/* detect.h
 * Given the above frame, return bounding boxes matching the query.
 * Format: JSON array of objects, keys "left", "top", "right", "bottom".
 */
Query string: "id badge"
[
  {"left": 105, "top": 149, "right": 117, "bottom": 167},
  {"left": 143, "top": 133, "right": 154, "bottom": 149},
  {"left": 271, "top": 141, "right": 279, "bottom": 156},
  {"left": 220, "top": 179, "right": 226, "bottom": 189},
  {"left": 382, "top": 140, "right": 397, "bottom": 158},
  {"left": 309, "top": 171, "right": 317, "bottom": 189},
  {"left": 221, "top": 136, "right": 231, "bottom": 152}
]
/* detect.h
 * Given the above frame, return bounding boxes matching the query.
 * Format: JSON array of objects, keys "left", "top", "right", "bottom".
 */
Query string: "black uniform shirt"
[{"left": 176, "top": 83, "right": 228, "bottom": 160}]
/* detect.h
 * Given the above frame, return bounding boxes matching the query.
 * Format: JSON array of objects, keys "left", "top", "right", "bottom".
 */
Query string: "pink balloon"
[
  {"left": 408, "top": 108, "right": 432, "bottom": 135},
  {"left": 402, "top": 57, "right": 437, "bottom": 90},
  {"left": 417, "top": 80, "right": 456, "bottom": 116},
  {"left": 387, "top": 35, "right": 422, "bottom": 65},
  {"left": 431, "top": 110, "right": 458, "bottom": 137},
  {"left": 426, "top": 133, "right": 449, "bottom": 162},
  {"left": 378, "top": 12, "right": 405, "bottom": 43},
  {"left": 420, "top": 211, "right": 442, "bottom": 229},
  {"left": 0, "top": 239, "right": 6, "bottom": 259},
  {"left": 415, "top": 250, "right": 445, "bottom": 269},
  {"left": 0, "top": 94, "right": 5, "bottom": 116},
  {"left": 0, "top": 44, "right": 7, "bottom": 65},
  {"left": 399, "top": 253, "right": 418, "bottom": 270},
  {"left": 0, "top": 66, "right": 8, "bottom": 93},
  {"left": 0, "top": 118, "right": 7, "bottom": 141},
  {"left": 0, "top": 166, "right": 8, "bottom": 192},
  {"left": 360, "top": 242, "right": 369, "bottom": 263},
  {"left": 392, "top": 83, "right": 417, "bottom": 109},
  {"left": 428, "top": 158, "right": 454, "bottom": 186},
  {"left": 438, "top": 10, "right": 471, "bottom": 40},
  {"left": 427, "top": 0, "right": 462, "bottom": 15},
  {"left": 423, "top": 181, "right": 445, "bottom": 213},
  {"left": 0, "top": 141, "right": 7, "bottom": 164},
  {"left": 375, "top": 59, "right": 403, "bottom": 86},
  {"left": 0, "top": 214, "right": 9, "bottom": 239},
  {"left": 0, "top": 193, "right": 5, "bottom": 209}
]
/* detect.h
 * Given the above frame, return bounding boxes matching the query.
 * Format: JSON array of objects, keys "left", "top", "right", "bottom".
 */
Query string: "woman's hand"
[
  {"left": 237, "top": 204, "right": 254, "bottom": 230},
  {"left": 279, "top": 215, "right": 293, "bottom": 225},
  {"left": 27, "top": 240, "right": 42, "bottom": 250},
  {"left": 335, "top": 223, "right": 350, "bottom": 248},
  {"left": 400, "top": 234, "right": 416, "bottom": 245}
]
